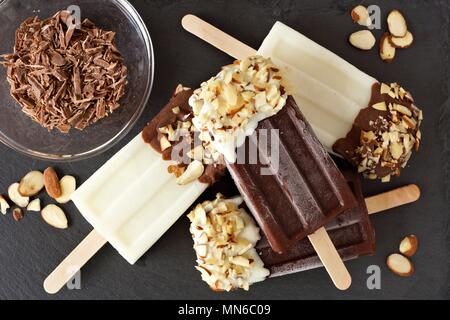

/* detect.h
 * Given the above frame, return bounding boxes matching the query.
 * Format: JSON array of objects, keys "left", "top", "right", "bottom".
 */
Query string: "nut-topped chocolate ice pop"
[{"left": 190, "top": 56, "right": 357, "bottom": 254}]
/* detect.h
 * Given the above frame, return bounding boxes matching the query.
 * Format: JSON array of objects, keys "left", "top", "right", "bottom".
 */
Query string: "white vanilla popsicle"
[
  {"left": 71, "top": 133, "right": 207, "bottom": 264},
  {"left": 258, "top": 22, "right": 377, "bottom": 152}
]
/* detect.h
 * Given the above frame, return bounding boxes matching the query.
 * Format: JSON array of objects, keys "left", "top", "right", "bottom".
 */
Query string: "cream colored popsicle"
[
  {"left": 257, "top": 22, "right": 377, "bottom": 152},
  {"left": 44, "top": 131, "right": 208, "bottom": 294},
  {"left": 71, "top": 133, "right": 207, "bottom": 265}
]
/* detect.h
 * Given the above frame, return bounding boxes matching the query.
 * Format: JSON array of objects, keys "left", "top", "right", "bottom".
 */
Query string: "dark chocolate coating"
[
  {"left": 227, "top": 97, "right": 358, "bottom": 253},
  {"left": 142, "top": 87, "right": 225, "bottom": 185},
  {"left": 333, "top": 83, "right": 421, "bottom": 178},
  {"left": 256, "top": 167, "right": 376, "bottom": 277}
]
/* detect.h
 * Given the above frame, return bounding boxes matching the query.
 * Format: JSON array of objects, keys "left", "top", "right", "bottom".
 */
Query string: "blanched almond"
[
  {"left": 349, "top": 30, "right": 376, "bottom": 50},
  {"left": 176, "top": 160, "right": 204, "bottom": 185},
  {"left": 393, "top": 104, "right": 412, "bottom": 116},
  {"left": 18, "top": 171, "right": 44, "bottom": 196},
  {"left": 399, "top": 235, "right": 418, "bottom": 257},
  {"left": 8, "top": 183, "right": 29, "bottom": 207},
  {"left": 387, "top": 10, "right": 408, "bottom": 37},
  {"left": 0, "top": 195, "right": 10, "bottom": 214},
  {"left": 55, "top": 176, "right": 76, "bottom": 204},
  {"left": 351, "top": 5, "right": 371, "bottom": 27},
  {"left": 41, "top": 204, "right": 68, "bottom": 229},
  {"left": 27, "top": 198, "right": 41, "bottom": 212},
  {"left": 380, "top": 83, "right": 391, "bottom": 95},
  {"left": 380, "top": 33, "right": 396, "bottom": 62},
  {"left": 386, "top": 253, "right": 414, "bottom": 277},
  {"left": 44, "top": 167, "right": 62, "bottom": 199},
  {"left": 195, "top": 244, "right": 208, "bottom": 258},
  {"left": 390, "top": 142, "right": 404, "bottom": 160},
  {"left": 159, "top": 135, "right": 172, "bottom": 151},
  {"left": 390, "top": 31, "right": 414, "bottom": 48},
  {"left": 372, "top": 102, "right": 387, "bottom": 111}
]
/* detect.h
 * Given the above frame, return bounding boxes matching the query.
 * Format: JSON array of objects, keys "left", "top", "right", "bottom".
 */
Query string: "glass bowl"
[{"left": 0, "top": 0, "right": 154, "bottom": 161}]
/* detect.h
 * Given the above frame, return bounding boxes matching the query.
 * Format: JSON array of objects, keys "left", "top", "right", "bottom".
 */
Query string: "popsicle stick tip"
[
  {"left": 335, "top": 276, "right": 352, "bottom": 291},
  {"left": 181, "top": 14, "right": 198, "bottom": 29},
  {"left": 408, "top": 184, "right": 421, "bottom": 201},
  {"left": 43, "top": 278, "right": 59, "bottom": 295}
]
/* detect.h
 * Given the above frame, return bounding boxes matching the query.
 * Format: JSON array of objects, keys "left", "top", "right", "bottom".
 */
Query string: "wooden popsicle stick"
[
  {"left": 308, "top": 228, "right": 352, "bottom": 290},
  {"left": 182, "top": 14, "right": 352, "bottom": 290},
  {"left": 366, "top": 184, "right": 420, "bottom": 215},
  {"left": 43, "top": 230, "right": 107, "bottom": 294},
  {"left": 182, "top": 14, "right": 254, "bottom": 60}
]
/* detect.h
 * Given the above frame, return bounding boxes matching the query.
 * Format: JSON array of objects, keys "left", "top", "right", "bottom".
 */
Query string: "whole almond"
[
  {"left": 41, "top": 204, "right": 68, "bottom": 229},
  {"left": 44, "top": 167, "right": 62, "bottom": 199},
  {"left": 19, "top": 170, "right": 44, "bottom": 196},
  {"left": 349, "top": 30, "right": 376, "bottom": 51}
]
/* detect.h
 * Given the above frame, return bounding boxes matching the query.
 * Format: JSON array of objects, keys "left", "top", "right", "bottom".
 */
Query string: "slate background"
[{"left": 0, "top": 0, "right": 448, "bottom": 300}]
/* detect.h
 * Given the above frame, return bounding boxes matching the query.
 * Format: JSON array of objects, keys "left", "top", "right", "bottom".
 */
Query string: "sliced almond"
[
  {"left": 55, "top": 175, "right": 77, "bottom": 204},
  {"left": 176, "top": 160, "right": 204, "bottom": 185},
  {"left": 402, "top": 116, "right": 416, "bottom": 129},
  {"left": 386, "top": 253, "right": 414, "bottom": 277},
  {"left": 41, "top": 204, "right": 68, "bottom": 229},
  {"left": 229, "top": 256, "right": 250, "bottom": 267},
  {"left": 399, "top": 235, "right": 418, "bottom": 257},
  {"left": 390, "top": 31, "right": 414, "bottom": 49},
  {"left": 390, "top": 142, "right": 404, "bottom": 160},
  {"left": 12, "top": 208, "right": 23, "bottom": 221},
  {"left": 372, "top": 101, "right": 387, "bottom": 111},
  {"left": 172, "top": 106, "right": 181, "bottom": 114},
  {"left": 393, "top": 104, "right": 412, "bottom": 116},
  {"left": 197, "top": 232, "right": 209, "bottom": 245},
  {"left": 18, "top": 171, "right": 44, "bottom": 196},
  {"left": 380, "top": 83, "right": 391, "bottom": 95},
  {"left": 222, "top": 83, "right": 238, "bottom": 107},
  {"left": 174, "top": 84, "right": 190, "bottom": 95},
  {"left": 195, "top": 244, "right": 208, "bottom": 258},
  {"left": 380, "top": 33, "right": 396, "bottom": 62},
  {"left": 8, "top": 183, "right": 29, "bottom": 207},
  {"left": 0, "top": 195, "right": 10, "bottom": 214},
  {"left": 349, "top": 30, "right": 376, "bottom": 50},
  {"left": 387, "top": 10, "right": 408, "bottom": 37},
  {"left": 43, "top": 167, "right": 62, "bottom": 199},
  {"left": 159, "top": 135, "right": 172, "bottom": 151},
  {"left": 27, "top": 198, "right": 41, "bottom": 212},
  {"left": 351, "top": 5, "right": 371, "bottom": 27}
]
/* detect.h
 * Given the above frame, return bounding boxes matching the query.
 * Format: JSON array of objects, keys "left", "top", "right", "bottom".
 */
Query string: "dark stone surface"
[{"left": 0, "top": 0, "right": 448, "bottom": 299}]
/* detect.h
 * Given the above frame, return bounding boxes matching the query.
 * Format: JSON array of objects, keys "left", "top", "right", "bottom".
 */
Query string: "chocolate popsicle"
[
  {"left": 256, "top": 168, "right": 376, "bottom": 277},
  {"left": 190, "top": 56, "right": 357, "bottom": 254},
  {"left": 227, "top": 98, "right": 357, "bottom": 253}
]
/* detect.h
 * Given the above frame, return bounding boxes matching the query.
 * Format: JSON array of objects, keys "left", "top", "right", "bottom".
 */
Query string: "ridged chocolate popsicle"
[
  {"left": 256, "top": 167, "right": 376, "bottom": 277},
  {"left": 190, "top": 56, "right": 357, "bottom": 255},
  {"left": 227, "top": 98, "right": 357, "bottom": 253}
]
